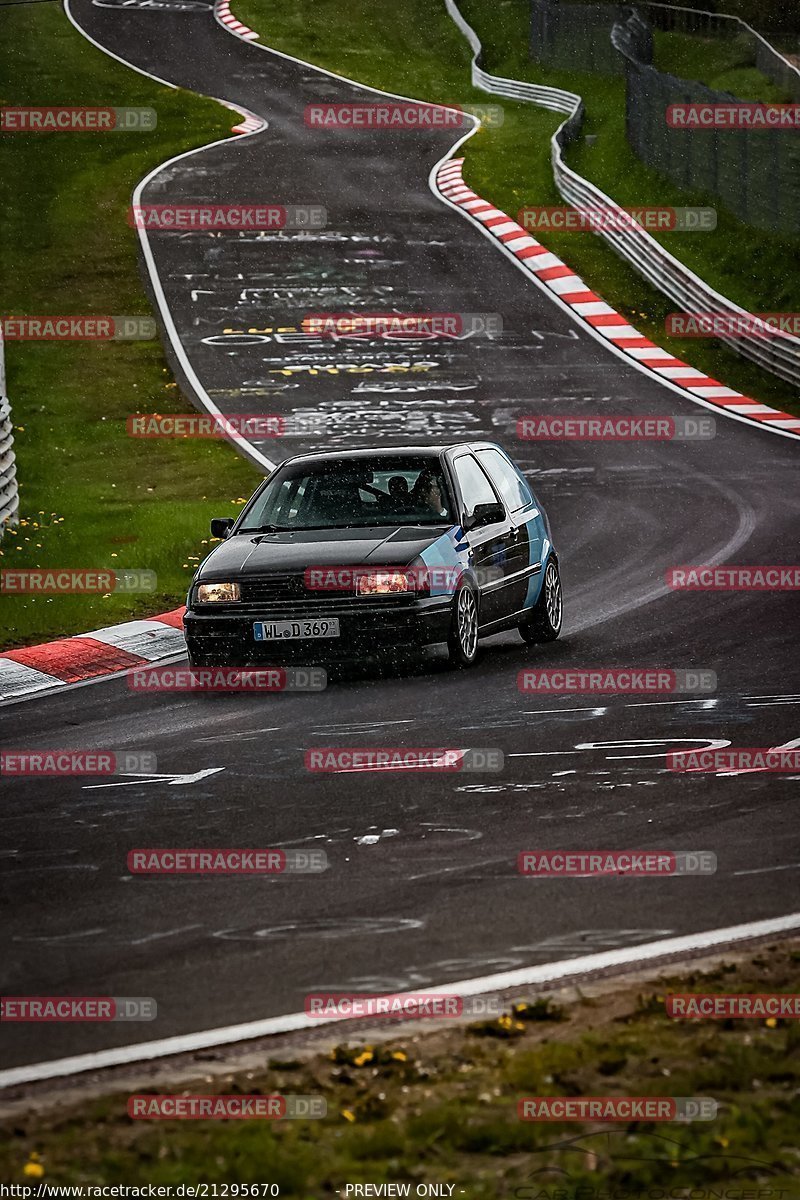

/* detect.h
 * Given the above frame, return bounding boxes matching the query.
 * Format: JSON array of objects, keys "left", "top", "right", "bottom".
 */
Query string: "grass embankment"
[
  {"left": 2, "top": 941, "right": 799, "bottom": 1190},
  {"left": 559, "top": 0, "right": 800, "bottom": 42},
  {"left": 234, "top": 0, "right": 800, "bottom": 418},
  {"left": 653, "top": 29, "right": 794, "bottom": 101},
  {"left": 0, "top": 5, "right": 258, "bottom": 648}
]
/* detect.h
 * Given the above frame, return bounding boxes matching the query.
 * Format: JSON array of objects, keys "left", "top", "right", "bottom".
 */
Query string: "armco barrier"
[
  {"left": 530, "top": 0, "right": 800, "bottom": 100},
  {"left": 642, "top": 2, "right": 800, "bottom": 103},
  {"left": 444, "top": 0, "right": 800, "bottom": 388},
  {"left": 0, "top": 329, "right": 19, "bottom": 536},
  {"left": 611, "top": 8, "right": 799, "bottom": 236}
]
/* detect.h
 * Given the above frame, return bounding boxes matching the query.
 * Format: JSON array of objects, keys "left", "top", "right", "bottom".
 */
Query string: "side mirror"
[
  {"left": 466, "top": 501, "right": 505, "bottom": 530},
  {"left": 210, "top": 517, "right": 234, "bottom": 538}
]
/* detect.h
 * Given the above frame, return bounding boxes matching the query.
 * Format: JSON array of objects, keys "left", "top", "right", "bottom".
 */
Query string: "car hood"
[{"left": 196, "top": 525, "right": 452, "bottom": 578}]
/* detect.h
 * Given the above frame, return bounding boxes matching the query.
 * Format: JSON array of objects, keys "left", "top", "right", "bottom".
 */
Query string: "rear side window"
[{"left": 476, "top": 448, "right": 533, "bottom": 513}]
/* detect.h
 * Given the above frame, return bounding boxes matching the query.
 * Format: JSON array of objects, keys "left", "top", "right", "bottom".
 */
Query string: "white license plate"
[{"left": 254, "top": 618, "right": 340, "bottom": 641}]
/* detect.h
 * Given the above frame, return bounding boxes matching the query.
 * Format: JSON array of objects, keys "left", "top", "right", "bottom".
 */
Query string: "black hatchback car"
[{"left": 183, "top": 443, "right": 561, "bottom": 669}]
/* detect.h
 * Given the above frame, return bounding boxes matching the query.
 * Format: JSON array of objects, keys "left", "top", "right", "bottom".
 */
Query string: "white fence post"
[{"left": 0, "top": 328, "right": 20, "bottom": 536}]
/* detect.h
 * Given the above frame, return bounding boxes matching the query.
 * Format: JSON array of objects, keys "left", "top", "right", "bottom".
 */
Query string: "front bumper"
[{"left": 183, "top": 596, "right": 453, "bottom": 665}]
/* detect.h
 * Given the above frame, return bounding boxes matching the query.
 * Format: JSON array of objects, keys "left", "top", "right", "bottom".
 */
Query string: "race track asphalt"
[{"left": 1, "top": 0, "right": 798, "bottom": 1073}]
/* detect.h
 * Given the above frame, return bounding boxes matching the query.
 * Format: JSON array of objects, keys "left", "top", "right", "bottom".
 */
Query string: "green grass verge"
[
  {"left": 653, "top": 29, "right": 794, "bottom": 101},
  {"left": 234, "top": 0, "right": 800, "bottom": 418},
  {"left": 2, "top": 941, "right": 799, "bottom": 1189},
  {"left": 558, "top": 0, "right": 800, "bottom": 41},
  {"left": 0, "top": 4, "right": 259, "bottom": 648}
]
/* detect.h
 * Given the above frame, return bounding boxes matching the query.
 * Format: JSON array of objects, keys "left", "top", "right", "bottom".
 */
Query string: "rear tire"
[
  {"left": 447, "top": 583, "right": 480, "bottom": 668},
  {"left": 519, "top": 557, "right": 562, "bottom": 644}
]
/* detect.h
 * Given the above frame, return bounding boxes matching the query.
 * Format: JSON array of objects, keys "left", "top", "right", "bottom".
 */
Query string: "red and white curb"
[
  {"left": 0, "top": 608, "right": 186, "bottom": 703},
  {"left": 215, "top": 0, "right": 259, "bottom": 41},
  {"left": 436, "top": 159, "right": 800, "bottom": 439},
  {"left": 218, "top": 99, "right": 266, "bottom": 137}
]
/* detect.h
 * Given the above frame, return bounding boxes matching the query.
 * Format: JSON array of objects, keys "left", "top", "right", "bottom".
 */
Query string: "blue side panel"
[
  {"left": 419, "top": 528, "right": 466, "bottom": 596},
  {"left": 524, "top": 510, "right": 549, "bottom": 609}
]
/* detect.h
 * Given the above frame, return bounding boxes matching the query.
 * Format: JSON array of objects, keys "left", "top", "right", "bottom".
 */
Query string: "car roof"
[{"left": 278, "top": 443, "right": 505, "bottom": 467}]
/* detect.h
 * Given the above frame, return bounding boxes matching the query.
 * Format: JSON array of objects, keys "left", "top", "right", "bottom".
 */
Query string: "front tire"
[
  {"left": 447, "top": 583, "right": 480, "bottom": 668},
  {"left": 519, "top": 557, "right": 562, "bottom": 644}
]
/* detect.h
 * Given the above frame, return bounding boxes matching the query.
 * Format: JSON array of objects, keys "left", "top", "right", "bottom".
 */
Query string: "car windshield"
[{"left": 238, "top": 456, "right": 453, "bottom": 531}]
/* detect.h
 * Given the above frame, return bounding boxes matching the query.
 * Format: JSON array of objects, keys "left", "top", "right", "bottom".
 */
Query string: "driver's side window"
[{"left": 453, "top": 454, "right": 501, "bottom": 519}]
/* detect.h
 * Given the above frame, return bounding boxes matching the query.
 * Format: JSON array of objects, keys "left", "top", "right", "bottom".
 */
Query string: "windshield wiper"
[
  {"left": 293, "top": 523, "right": 357, "bottom": 530},
  {"left": 237, "top": 524, "right": 287, "bottom": 534}
]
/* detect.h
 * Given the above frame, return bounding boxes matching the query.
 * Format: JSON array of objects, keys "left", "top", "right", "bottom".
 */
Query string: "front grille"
[
  {"left": 237, "top": 573, "right": 409, "bottom": 609},
  {"left": 240, "top": 574, "right": 313, "bottom": 605}
]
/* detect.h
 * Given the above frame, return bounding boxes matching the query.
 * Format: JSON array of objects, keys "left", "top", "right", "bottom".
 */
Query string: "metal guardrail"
[
  {"left": 612, "top": 7, "right": 799, "bottom": 236},
  {"left": 447, "top": 0, "right": 579, "bottom": 112},
  {"left": 641, "top": 1, "right": 800, "bottom": 102},
  {"left": 444, "top": 0, "right": 800, "bottom": 387},
  {"left": 0, "top": 330, "right": 19, "bottom": 536}
]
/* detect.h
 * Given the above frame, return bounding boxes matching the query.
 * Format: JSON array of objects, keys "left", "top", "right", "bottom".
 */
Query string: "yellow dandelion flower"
[
  {"left": 353, "top": 1051, "right": 374, "bottom": 1066},
  {"left": 765, "top": 1017, "right": 777, "bottom": 1028},
  {"left": 341, "top": 1109, "right": 356, "bottom": 1122},
  {"left": 391, "top": 1051, "right": 408, "bottom": 1062},
  {"left": 24, "top": 1161, "right": 44, "bottom": 1179}
]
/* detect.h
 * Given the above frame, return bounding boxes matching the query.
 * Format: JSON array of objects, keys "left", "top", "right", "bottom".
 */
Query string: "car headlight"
[
  {"left": 356, "top": 571, "right": 411, "bottom": 595},
  {"left": 196, "top": 581, "right": 241, "bottom": 603}
]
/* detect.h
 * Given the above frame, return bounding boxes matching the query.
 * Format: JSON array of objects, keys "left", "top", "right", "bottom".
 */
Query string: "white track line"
[
  {"left": 40, "top": 10, "right": 798, "bottom": 1093},
  {"left": 214, "top": 0, "right": 800, "bottom": 444},
  {"left": 428, "top": 157, "right": 800, "bottom": 443},
  {"left": 63, "top": 0, "right": 275, "bottom": 474},
  {"left": 2, "top": 911, "right": 798, "bottom": 1090}
]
